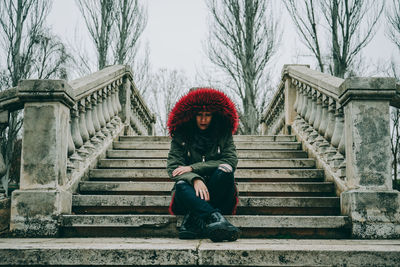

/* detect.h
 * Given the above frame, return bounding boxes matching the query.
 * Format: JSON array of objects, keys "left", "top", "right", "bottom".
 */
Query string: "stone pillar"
[
  {"left": 10, "top": 80, "right": 74, "bottom": 237},
  {"left": 284, "top": 77, "right": 296, "bottom": 135},
  {"left": 338, "top": 77, "right": 400, "bottom": 238},
  {"left": 119, "top": 77, "right": 131, "bottom": 125}
]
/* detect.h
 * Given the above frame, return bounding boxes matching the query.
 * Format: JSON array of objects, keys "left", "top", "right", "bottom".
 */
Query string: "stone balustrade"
[
  {"left": 261, "top": 65, "right": 400, "bottom": 239},
  {"left": 0, "top": 65, "right": 155, "bottom": 236}
]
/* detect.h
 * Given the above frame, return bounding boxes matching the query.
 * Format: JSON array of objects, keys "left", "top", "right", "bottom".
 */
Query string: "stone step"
[
  {"left": 98, "top": 159, "right": 316, "bottom": 169},
  {"left": 119, "top": 135, "right": 297, "bottom": 142},
  {"left": 79, "top": 181, "right": 335, "bottom": 196},
  {"left": 89, "top": 168, "right": 325, "bottom": 182},
  {"left": 61, "top": 214, "right": 348, "bottom": 229},
  {"left": 72, "top": 195, "right": 340, "bottom": 216},
  {"left": 60, "top": 214, "right": 350, "bottom": 238},
  {"left": 107, "top": 149, "right": 308, "bottom": 159},
  {"left": 113, "top": 141, "right": 302, "bottom": 150},
  {"left": 3, "top": 238, "right": 399, "bottom": 266}
]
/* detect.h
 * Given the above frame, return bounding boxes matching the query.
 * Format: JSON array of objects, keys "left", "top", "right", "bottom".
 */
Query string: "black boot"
[
  {"left": 205, "top": 211, "right": 240, "bottom": 242},
  {"left": 179, "top": 213, "right": 206, "bottom": 239}
]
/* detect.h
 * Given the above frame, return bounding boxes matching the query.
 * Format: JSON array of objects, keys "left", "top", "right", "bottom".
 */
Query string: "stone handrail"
[
  {"left": 260, "top": 65, "right": 400, "bottom": 239},
  {"left": 0, "top": 65, "right": 155, "bottom": 236}
]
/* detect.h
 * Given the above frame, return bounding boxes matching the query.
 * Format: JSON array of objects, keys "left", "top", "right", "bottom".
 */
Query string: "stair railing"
[
  {"left": 0, "top": 65, "right": 155, "bottom": 236},
  {"left": 260, "top": 64, "right": 400, "bottom": 239}
]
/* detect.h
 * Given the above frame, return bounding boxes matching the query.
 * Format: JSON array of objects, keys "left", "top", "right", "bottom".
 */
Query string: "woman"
[{"left": 166, "top": 88, "right": 240, "bottom": 242}]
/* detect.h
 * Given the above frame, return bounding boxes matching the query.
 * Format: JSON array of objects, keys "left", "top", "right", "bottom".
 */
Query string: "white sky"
[{"left": 47, "top": 0, "right": 399, "bottom": 82}]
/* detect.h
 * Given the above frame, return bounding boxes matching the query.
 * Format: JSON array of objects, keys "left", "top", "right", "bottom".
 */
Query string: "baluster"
[
  {"left": 305, "top": 89, "right": 318, "bottom": 141},
  {"left": 294, "top": 83, "right": 303, "bottom": 128},
  {"left": 315, "top": 95, "right": 330, "bottom": 155},
  {"left": 309, "top": 89, "right": 317, "bottom": 127},
  {"left": 331, "top": 105, "right": 344, "bottom": 148},
  {"left": 293, "top": 80, "right": 299, "bottom": 113},
  {"left": 313, "top": 92, "right": 323, "bottom": 131},
  {"left": 79, "top": 99, "right": 95, "bottom": 150},
  {"left": 116, "top": 80, "right": 122, "bottom": 113},
  {"left": 91, "top": 94, "right": 105, "bottom": 140},
  {"left": 108, "top": 83, "right": 117, "bottom": 126},
  {"left": 97, "top": 90, "right": 110, "bottom": 136},
  {"left": 318, "top": 96, "right": 329, "bottom": 136},
  {"left": 71, "top": 104, "right": 88, "bottom": 157},
  {"left": 103, "top": 86, "right": 114, "bottom": 131},
  {"left": 299, "top": 84, "right": 307, "bottom": 119},
  {"left": 304, "top": 86, "right": 313, "bottom": 123},
  {"left": 324, "top": 98, "right": 336, "bottom": 142},
  {"left": 312, "top": 92, "right": 325, "bottom": 149},
  {"left": 112, "top": 84, "right": 121, "bottom": 123},
  {"left": 85, "top": 96, "right": 101, "bottom": 145}
]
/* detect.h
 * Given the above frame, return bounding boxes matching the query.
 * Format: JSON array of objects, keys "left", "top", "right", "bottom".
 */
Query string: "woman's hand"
[
  {"left": 193, "top": 179, "right": 210, "bottom": 201},
  {"left": 172, "top": 166, "right": 193, "bottom": 177}
]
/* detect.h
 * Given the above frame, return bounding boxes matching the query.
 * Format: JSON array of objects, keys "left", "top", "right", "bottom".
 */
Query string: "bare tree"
[
  {"left": 387, "top": 0, "right": 400, "bottom": 52},
  {"left": 205, "top": 0, "right": 280, "bottom": 134},
  {"left": 76, "top": 0, "right": 147, "bottom": 71},
  {"left": 114, "top": 0, "right": 147, "bottom": 65},
  {"left": 150, "top": 69, "right": 188, "bottom": 135},
  {"left": 284, "top": 0, "right": 325, "bottom": 73},
  {"left": 0, "top": 0, "right": 71, "bottom": 195},
  {"left": 76, "top": 0, "right": 115, "bottom": 70},
  {"left": 132, "top": 43, "right": 152, "bottom": 98},
  {"left": 285, "top": 0, "right": 384, "bottom": 78}
]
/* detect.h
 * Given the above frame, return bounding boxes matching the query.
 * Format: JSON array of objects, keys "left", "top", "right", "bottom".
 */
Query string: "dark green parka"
[{"left": 167, "top": 131, "right": 238, "bottom": 185}]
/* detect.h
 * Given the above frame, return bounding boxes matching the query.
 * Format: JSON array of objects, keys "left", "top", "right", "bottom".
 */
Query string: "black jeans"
[{"left": 173, "top": 168, "right": 236, "bottom": 219}]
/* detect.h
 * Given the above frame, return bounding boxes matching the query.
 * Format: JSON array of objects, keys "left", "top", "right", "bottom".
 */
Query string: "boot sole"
[
  {"left": 179, "top": 230, "right": 205, "bottom": 240},
  {"left": 208, "top": 226, "right": 240, "bottom": 242}
]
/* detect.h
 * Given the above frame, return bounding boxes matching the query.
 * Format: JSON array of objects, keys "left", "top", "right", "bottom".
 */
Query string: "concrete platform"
[{"left": 1, "top": 238, "right": 399, "bottom": 266}]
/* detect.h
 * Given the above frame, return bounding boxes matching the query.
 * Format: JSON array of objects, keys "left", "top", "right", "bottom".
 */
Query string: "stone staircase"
[{"left": 60, "top": 135, "right": 351, "bottom": 239}]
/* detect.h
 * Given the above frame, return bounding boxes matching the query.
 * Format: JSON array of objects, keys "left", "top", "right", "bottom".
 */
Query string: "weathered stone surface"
[
  {"left": 107, "top": 149, "right": 308, "bottom": 159},
  {"left": 79, "top": 181, "right": 334, "bottom": 193},
  {"left": 62, "top": 214, "right": 348, "bottom": 229},
  {"left": 89, "top": 168, "right": 325, "bottom": 180},
  {"left": 0, "top": 238, "right": 198, "bottom": 266},
  {"left": 1, "top": 238, "right": 400, "bottom": 266},
  {"left": 119, "top": 135, "right": 297, "bottom": 142},
  {"left": 341, "top": 190, "right": 400, "bottom": 238},
  {"left": 343, "top": 100, "right": 392, "bottom": 190},
  {"left": 18, "top": 79, "right": 75, "bottom": 108},
  {"left": 0, "top": 197, "right": 10, "bottom": 234},
  {"left": 20, "top": 102, "right": 70, "bottom": 189},
  {"left": 113, "top": 141, "right": 302, "bottom": 150},
  {"left": 98, "top": 158, "right": 315, "bottom": 169},
  {"left": 198, "top": 239, "right": 400, "bottom": 266},
  {"left": 72, "top": 195, "right": 339, "bottom": 208},
  {"left": 10, "top": 190, "right": 71, "bottom": 237}
]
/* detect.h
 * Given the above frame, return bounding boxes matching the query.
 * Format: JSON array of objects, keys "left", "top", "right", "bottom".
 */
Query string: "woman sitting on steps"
[{"left": 166, "top": 88, "right": 240, "bottom": 242}]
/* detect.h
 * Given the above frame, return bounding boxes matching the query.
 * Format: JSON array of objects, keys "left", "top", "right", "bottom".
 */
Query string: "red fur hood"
[{"left": 167, "top": 88, "right": 238, "bottom": 136}]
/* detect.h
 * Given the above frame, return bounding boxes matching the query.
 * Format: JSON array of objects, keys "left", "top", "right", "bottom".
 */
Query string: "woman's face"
[{"left": 196, "top": 111, "right": 213, "bottom": 130}]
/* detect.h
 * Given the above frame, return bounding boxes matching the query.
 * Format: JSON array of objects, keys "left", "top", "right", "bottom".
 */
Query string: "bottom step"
[
  {"left": 61, "top": 215, "right": 351, "bottom": 239},
  {"left": 1, "top": 238, "right": 400, "bottom": 266}
]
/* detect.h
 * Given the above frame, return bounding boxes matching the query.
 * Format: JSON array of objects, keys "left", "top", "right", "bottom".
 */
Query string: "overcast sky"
[{"left": 47, "top": 0, "right": 399, "bottom": 82}]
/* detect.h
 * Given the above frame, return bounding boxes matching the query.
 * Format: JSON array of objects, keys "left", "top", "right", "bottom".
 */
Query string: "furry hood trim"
[{"left": 167, "top": 88, "right": 238, "bottom": 136}]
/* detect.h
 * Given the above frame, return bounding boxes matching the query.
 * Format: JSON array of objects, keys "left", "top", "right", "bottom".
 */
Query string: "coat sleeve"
[
  {"left": 190, "top": 134, "right": 238, "bottom": 176},
  {"left": 167, "top": 137, "right": 204, "bottom": 184}
]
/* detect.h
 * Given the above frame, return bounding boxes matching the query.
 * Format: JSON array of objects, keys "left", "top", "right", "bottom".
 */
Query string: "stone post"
[
  {"left": 10, "top": 80, "right": 74, "bottom": 237},
  {"left": 284, "top": 77, "right": 296, "bottom": 135},
  {"left": 338, "top": 77, "right": 400, "bottom": 238},
  {"left": 119, "top": 76, "right": 132, "bottom": 134}
]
